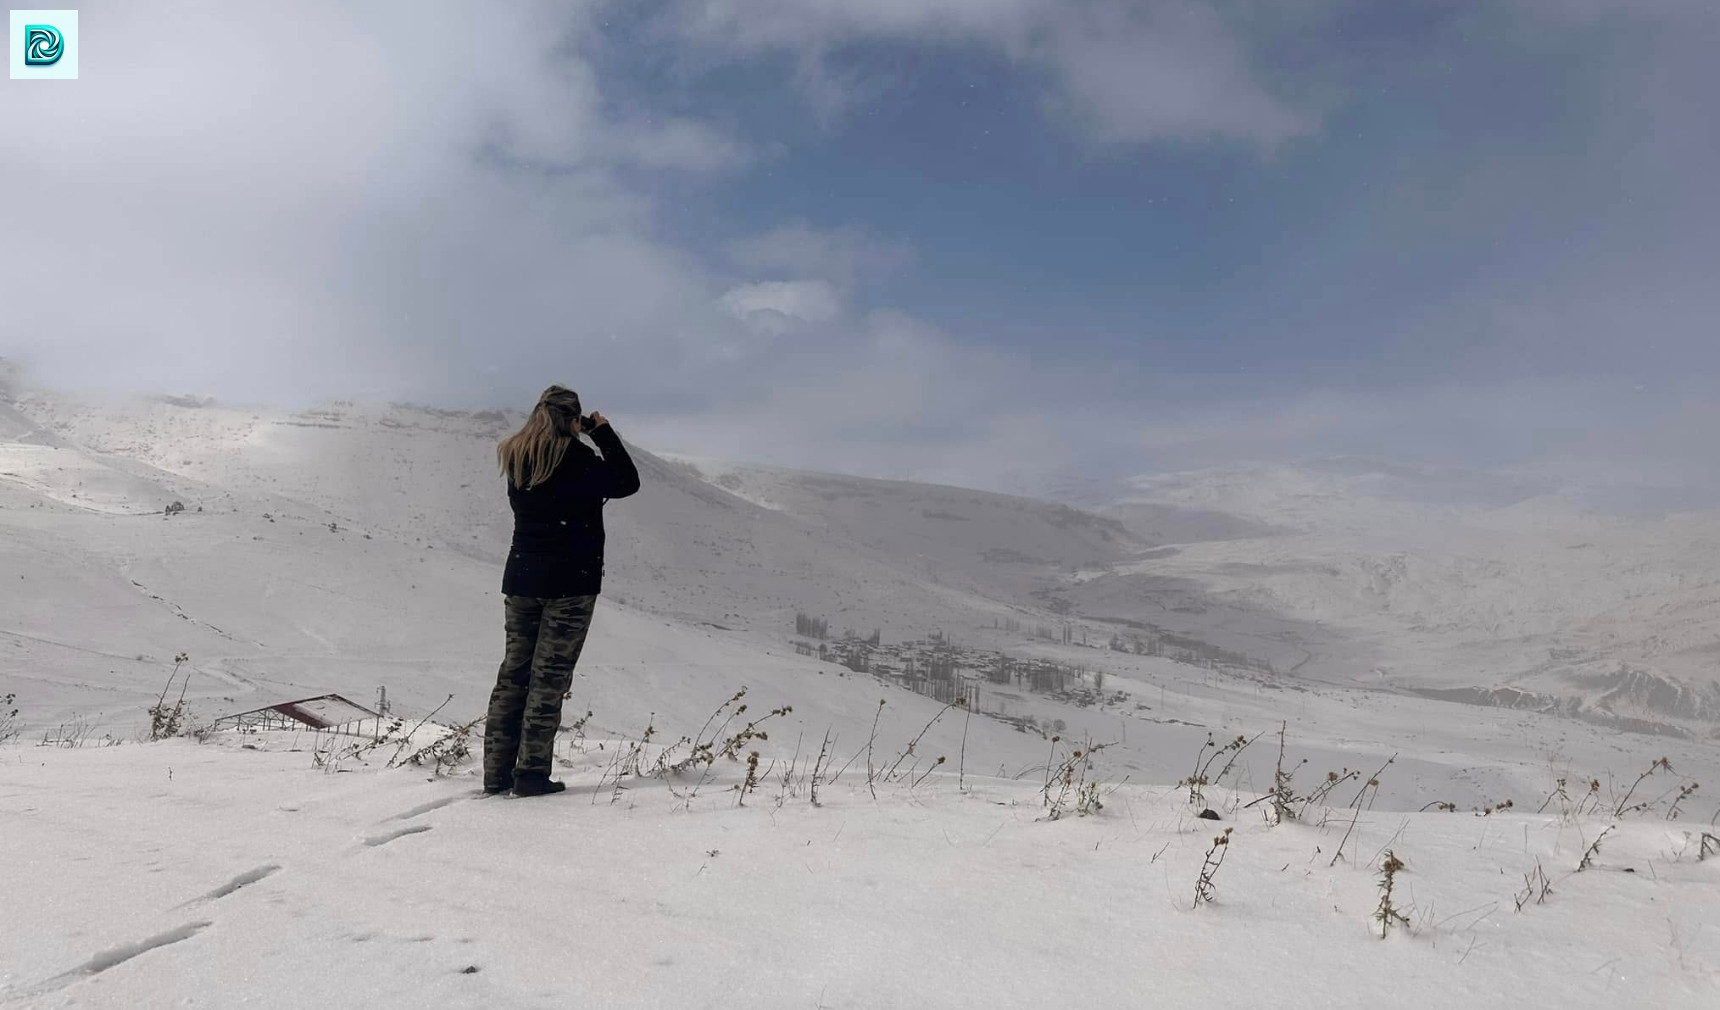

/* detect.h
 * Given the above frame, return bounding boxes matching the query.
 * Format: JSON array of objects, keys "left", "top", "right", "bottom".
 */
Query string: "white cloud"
[
  {"left": 1037, "top": 2, "right": 1310, "bottom": 145},
  {"left": 719, "top": 280, "right": 844, "bottom": 331},
  {"left": 653, "top": 0, "right": 1312, "bottom": 147},
  {"left": 0, "top": 1, "right": 751, "bottom": 405},
  {"left": 727, "top": 222, "right": 915, "bottom": 288}
]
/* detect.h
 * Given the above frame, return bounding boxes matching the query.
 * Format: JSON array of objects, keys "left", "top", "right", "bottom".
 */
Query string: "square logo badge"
[{"left": 11, "top": 9, "right": 78, "bottom": 79}]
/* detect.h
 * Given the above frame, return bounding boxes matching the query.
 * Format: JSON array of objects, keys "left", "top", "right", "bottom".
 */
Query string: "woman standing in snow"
[{"left": 485, "top": 385, "right": 640, "bottom": 797}]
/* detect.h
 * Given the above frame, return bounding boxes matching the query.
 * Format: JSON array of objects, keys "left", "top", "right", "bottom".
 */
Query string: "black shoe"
[
  {"left": 512, "top": 772, "right": 566, "bottom": 798},
  {"left": 483, "top": 772, "right": 514, "bottom": 795}
]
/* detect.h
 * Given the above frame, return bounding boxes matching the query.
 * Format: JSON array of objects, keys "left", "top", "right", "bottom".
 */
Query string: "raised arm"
[{"left": 583, "top": 421, "right": 641, "bottom": 499}]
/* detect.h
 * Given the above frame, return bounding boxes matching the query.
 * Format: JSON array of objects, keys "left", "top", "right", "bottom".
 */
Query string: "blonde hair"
[{"left": 498, "top": 385, "right": 581, "bottom": 489}]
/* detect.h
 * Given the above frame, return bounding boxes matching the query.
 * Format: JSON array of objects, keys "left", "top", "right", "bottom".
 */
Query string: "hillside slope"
[
  {"left": 5, "top": 382, "right": 1720, "bottom": 816},
  {"left": 1090, "top": 465, "right": 1720, "bottom": 736}
]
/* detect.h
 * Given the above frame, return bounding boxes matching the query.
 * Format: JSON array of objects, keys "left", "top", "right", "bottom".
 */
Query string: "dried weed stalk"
[
  {"left": 1180, "top": 733, "right": 1255, "bottom": 809},
  {"left": 1577, "top": 825, "right": 1615, "bottom": 872},
  {"left": 1374, "top": 851, "right": 1410, "bottom": 938},
  {"left": 1192, "top": 827, "right": 1234, "bottom": 908},
  {"left": 1614, "top": 758, "right": 1672, "bottom": 818},
  {"left": 1514, "top": 859, "right": 1553, "bottom": 912},
  {"left": 1042, "top": 738, "right": 1110, "bottom": 820}
]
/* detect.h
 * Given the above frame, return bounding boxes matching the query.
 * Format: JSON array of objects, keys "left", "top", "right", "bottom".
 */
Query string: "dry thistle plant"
[
  {"left": 1180, "top": 734, "right": 1216, "bottom": 808},
  {"left": 1180, "top": 733, "right": 1255, "bottom": 809},
  {"left": 1700, "top": 832, "right": 1719, "bottom": 861},
  {"left": 1613, "top": 757, "right": 1672, "bottom": 818},
  {"left": 0, "top": 692, "right": 18, "bottom": 745},
  {"left": 1212, "top": 732, "right": 1262, "bottom": 790},
  {"left": 844, "top": 697, "right": 887, "bottom": 800},
  {"left": 587, "top": 715, "right": 650, "bottom": 803},
  {"left": 1266, "top": 722, "right": 1306, "bottom": 825},
  {"left": 719, "top": 704, "right": 792, "bottom": 761},
  {"left": 1538, "top": 777, "right": 1571, "bottom": 815},
  {"left": 1476, "top": 798, "right": 1514, "bottom": 817},
  {"left": 147, "top": 652, "right": 193, "bottom": 741},
  {"left": 1192, "top": 827, "right": 1234, "bottom": 908},
  {"left": 382, "top": 694, "right": 458, "bottom": 768},
  {"left": 600, "top": 716, "right": 660, "bottom": 805},
  {"left": 392, "top": 715, "right": 482, "bottom": 776},
  {"left": 1577, "top": 824, "right": 1615, "bottom": 872},
  {"left": 1042, "top": 739, "right": 1110, "bottom": 821},
  {"left": 809, "top": 728, "right": 836, "bottom": 808},
  {"left": 1514, "top": 859, "right": 1553, "bottom": 912},
  {"left": 735, "top": 750, "right": 762, "bottom": 807},
  {"left": 312, "top": 713, "right": 411, "bottom": 773},
  {"left": 910, "top": 755, "right": 948, "bottom": 791},
  {"left": 555, "top": 710, "right": 594, "bottom": 764},
  {"left": 1299, "top": 767, "right": 1361, "bottom": 819},
  {"left": 1330, "top": 754, "right": 1395, "bottom": 867},
  {"left": 883, "top": 699, "right": 960, "bottom": 785},
  {"left": 593, "top": 736, "right": 627, "bottom": 802},
  {"left": 358, "top": 716, "right": 408, "bottom": 755},
  {"left": 654, "top": 689, "right": 748, "bottom": 776},
  {"left": 1579, "top": 777, "right": 1603, "bottom": 816},
  {"left": 1666, "top": 782, "right": 1700, "bottom": 821},
  {"left": 641, "top": 689, "right": 793, "bottom": 809},
  {"left": 1373, "top": 851, "right": 1410, "bottom": 938},
  {"left": 620, "top": 716, "right": 657, "bottom": 778}
]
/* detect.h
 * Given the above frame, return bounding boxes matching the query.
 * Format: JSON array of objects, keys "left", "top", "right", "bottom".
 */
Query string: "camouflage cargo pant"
[{"left": 484, "top": 594, "right": 597, "bottom": 789}]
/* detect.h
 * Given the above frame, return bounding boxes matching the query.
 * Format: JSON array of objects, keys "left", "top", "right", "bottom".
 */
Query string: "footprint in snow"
[
  {"left": 173, "top": 864, "right": 281, "bottom": 909},
  {"left": 15, "top": 921, "right": 213, "bottom": 1000},
  {"left": 362, "top": 824, "right": 432, "bottom": 848},
  {"left": 388, "top": 795, "right": 465, "bottom": 822}
]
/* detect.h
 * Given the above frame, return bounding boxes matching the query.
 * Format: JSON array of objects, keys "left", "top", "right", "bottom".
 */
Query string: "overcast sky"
[{"left": 2, "top": 1, "right": 1715, "bottom": 505}]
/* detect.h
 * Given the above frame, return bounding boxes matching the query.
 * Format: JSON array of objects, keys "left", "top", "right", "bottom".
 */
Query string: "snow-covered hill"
[
  {"left": 3, "top": 379, "right": 1720, "bottom": 804},
  {"left": 1083, "top": 464, "right": 1720, "bottom": 737},
  {"left": 653, "top": 449, "right": 1720, "bottom": 741}
]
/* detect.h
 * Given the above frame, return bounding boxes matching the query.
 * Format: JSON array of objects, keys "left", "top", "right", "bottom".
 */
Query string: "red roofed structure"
[{"left": 213, "top": 694, "right": 380, "bottom": 733}]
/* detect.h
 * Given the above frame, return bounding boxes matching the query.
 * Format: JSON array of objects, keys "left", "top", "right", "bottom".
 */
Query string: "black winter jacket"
[{"left": 501, "top": 424, "right": 641, "bottom": 598}]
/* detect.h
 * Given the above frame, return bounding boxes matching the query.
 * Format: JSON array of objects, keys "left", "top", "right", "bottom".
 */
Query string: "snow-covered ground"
[
  {"left": 4, "top": 735, "right": 1717, "bottom": 1008},
  {"left": 3, "top": 377, "right": 1720, "bottom": 1005}
]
